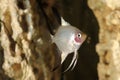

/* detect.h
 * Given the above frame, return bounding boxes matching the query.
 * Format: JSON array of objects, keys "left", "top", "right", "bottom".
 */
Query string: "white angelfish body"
[{"left": 52, "top": 18, "right": 87, "bottom": 71}]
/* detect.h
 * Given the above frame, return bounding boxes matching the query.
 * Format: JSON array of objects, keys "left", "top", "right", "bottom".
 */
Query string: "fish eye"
[{"left": 77, "top": 33, "right": 81, "bottom": 38}]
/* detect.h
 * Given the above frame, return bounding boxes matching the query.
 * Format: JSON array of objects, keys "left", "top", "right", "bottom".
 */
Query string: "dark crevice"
[
  {"left": 33, "top": 67, "right": 39, "bottom": 74},
  {"left": 19, "top": 14, "right": 29, "bottom": 32},
  {"left": 103, "top": 51, "right": 109, "bottom": 65},
  {"left": 17, "top": 0, "right": 26, "bottom": 10},
  {"left": 36, "top": 0, "right": 61, "bottom": 35}
]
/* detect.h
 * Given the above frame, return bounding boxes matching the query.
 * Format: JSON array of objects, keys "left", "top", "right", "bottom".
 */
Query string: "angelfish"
[{"left": 52, "top": 18, "right": 87, "bottom": 71}]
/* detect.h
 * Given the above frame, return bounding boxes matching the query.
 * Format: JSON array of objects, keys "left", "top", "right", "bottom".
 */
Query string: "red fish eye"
[
  {"left": 77, "top": 33, "right": 81, "bottom": 38},
  {"left": 74, "top": 33, "right": 81, "bottom": 43}
]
